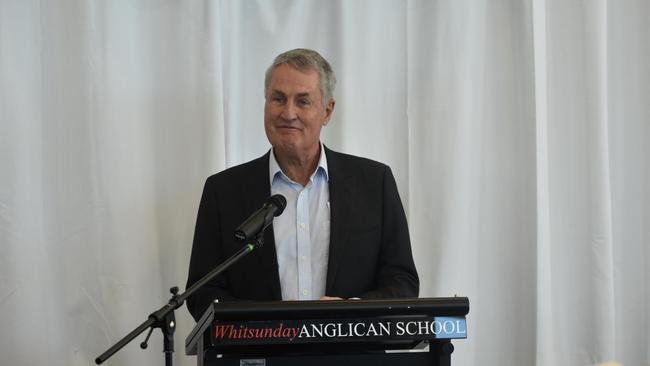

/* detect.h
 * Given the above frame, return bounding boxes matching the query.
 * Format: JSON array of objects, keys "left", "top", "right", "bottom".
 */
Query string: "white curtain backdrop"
[{"left": 1, "top": 1, "right": 648, "bottom": 365}]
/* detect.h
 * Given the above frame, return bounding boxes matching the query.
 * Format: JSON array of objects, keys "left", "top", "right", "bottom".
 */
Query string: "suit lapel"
[
  {"left": 243, "top": 151, "right": 282, "bottom": 300},
  {"left": 325, "top": 147, "right": 354, "bottom": 294}
]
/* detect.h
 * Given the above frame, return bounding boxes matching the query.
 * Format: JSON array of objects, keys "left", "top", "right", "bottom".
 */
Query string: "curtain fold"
[{"left": 1, "top": 1, "right": 648, "bottom": 365}]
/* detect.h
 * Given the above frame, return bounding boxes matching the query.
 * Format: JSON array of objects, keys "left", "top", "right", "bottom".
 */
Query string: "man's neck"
[{"left": 274, "top": 145, "right": 321, "bottom": 186}]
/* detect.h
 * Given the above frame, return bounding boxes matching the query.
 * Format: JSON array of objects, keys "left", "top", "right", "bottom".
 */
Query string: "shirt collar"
[{"left": 269, "top": 143, "right": 329, "bottom": 186}]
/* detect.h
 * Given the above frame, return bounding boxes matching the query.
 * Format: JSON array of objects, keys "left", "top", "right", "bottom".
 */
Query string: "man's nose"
[{"left": 280, "top": 101, "right": 298, "bottom": 120}]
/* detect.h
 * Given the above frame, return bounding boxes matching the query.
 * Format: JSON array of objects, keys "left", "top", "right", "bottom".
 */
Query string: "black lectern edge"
[{"left": 208, "top": 296, "right": 470, "bottom": 320}]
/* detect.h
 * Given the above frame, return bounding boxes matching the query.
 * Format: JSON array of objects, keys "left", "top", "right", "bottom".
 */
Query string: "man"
[{"left": 186, "top": 49, "right": 418, "bottom": 321}]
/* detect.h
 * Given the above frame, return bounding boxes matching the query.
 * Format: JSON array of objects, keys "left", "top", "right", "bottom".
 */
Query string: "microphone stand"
[{"left": 95, "top": 235, "right": 265, "bottom": 366}]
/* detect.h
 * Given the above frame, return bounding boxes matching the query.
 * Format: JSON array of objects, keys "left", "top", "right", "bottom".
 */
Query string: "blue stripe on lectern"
[{"left": 433, "top": 317, "right": 467, "bottom": 339}]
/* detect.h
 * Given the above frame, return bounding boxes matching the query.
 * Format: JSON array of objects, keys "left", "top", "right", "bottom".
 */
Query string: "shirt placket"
[{"left": 296, "top": 184, "right": 312, "bottom": 300}]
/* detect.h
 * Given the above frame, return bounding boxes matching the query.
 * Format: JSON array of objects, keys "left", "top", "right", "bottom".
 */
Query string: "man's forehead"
[{"left": 268, "top": 64, "right": 320, "bottom": 94}]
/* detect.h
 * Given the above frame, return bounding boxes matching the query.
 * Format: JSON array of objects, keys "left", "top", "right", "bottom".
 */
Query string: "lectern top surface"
[{"left": 209, "top": 297, "right": 469, "bottom": 320}]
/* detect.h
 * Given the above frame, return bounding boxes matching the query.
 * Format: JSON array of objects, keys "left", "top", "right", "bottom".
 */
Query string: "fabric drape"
[{"left": 1, "top": 1, "right": 648, "bottom": 365}]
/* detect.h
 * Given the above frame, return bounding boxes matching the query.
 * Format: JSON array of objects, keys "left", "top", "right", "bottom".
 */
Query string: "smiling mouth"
[{"left": 277, "top": 125, "right": 301, "bottom": 131}]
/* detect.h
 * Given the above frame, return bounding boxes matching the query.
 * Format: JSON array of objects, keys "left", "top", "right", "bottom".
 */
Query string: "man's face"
[{"left": 264, "top": 64, "right": 334, "bottom": 160}]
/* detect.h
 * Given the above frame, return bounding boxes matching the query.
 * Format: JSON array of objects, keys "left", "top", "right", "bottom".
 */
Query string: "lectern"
[{"left": 185, "top": 297, "right": 469, "bottom": 366}]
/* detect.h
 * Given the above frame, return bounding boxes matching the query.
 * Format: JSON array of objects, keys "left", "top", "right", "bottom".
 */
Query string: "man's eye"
[
  {"left": 298, "top": 99, "right": 311, "bottom": 107},
  {"left": 272, "top": 96, "right": 285, "bottom": 103}
]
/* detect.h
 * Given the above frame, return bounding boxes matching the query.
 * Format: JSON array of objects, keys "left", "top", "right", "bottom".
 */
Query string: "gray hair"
[{"left": 264, "top": 48, "right": 336, "bottom": 107}]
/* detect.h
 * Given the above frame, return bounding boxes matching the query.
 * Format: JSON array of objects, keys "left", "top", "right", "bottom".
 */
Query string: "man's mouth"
[{"left": 277, "top": 125, "right": 301, "bottom": 131}]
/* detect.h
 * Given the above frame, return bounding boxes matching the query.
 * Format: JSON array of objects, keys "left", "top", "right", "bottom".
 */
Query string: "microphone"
[{"left": 234, "top": 194, "right": 286, "bottom": 243}]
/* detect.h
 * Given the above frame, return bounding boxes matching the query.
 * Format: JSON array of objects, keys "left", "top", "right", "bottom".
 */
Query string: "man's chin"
[
  {"left": 275, "top": 142, "right": 300, "bottom": 153},
  {"left": 273, "top": 141, "right": 315, "bottom": 160}
]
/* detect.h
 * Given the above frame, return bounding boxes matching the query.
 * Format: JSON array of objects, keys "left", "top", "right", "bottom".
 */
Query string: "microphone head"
[{"left": 267, "top": 194, "right": 287, "bottom": 216}]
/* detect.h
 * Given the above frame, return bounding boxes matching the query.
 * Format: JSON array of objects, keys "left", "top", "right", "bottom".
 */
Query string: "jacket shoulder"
[
  {"left": 204, "top": 153, "right": 269, "bottom": 188},
  {"left": 325, "top": 147, "right": 390, "bottom": 176}
]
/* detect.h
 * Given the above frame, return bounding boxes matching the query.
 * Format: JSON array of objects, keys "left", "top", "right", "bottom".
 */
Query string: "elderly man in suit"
[{"left": 186, "top": 48, "right": 418, "bottom": 321}]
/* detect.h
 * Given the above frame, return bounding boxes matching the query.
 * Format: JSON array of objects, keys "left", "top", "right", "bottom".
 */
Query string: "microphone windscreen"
[{"left": 267, "top": 194, "right": 287, "bottom": 216}]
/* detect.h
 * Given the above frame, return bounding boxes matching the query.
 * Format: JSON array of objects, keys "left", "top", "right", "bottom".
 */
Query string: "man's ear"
[{"left": 323, "top": 99, "right": 335, "bottom": 125}]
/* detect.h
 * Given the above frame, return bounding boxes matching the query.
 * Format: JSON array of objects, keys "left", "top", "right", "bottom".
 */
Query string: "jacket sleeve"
[{"left": 185, "top": 177, "right": 237, "bottom": 321}]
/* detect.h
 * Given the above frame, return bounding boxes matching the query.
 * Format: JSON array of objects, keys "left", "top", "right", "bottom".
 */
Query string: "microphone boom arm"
[
  {"left": 96, "top": 195, "right": 284, "bottom": 365},
  {"left": 95, "top": 239, "right": 262, "bottom": 365}
]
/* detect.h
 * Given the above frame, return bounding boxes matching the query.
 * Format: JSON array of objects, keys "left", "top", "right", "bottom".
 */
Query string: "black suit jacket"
[{"left": 186, "top": 147, "right": 419, "bottom": 320}]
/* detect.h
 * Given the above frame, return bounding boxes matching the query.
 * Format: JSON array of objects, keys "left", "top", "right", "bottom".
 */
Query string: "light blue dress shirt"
[{"left": 269, "top": 144, "right": 330, "bottom": 300}]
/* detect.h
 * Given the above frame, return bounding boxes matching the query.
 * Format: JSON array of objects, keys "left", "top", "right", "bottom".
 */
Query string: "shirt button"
[
  {"left": 299, "top": 223, "right": 307, "bottom": 229},
  {"left": 302, "top": 289, "right": 309, "bottom": 296},
  {"left": 300, "top": 255, "right": 307, "bottom": 261}
]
